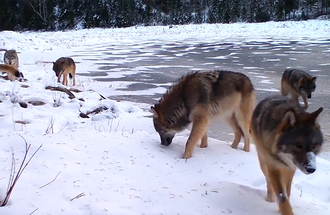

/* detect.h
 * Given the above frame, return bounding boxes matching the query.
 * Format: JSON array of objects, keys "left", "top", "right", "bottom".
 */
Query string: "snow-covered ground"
[{"left": 0, "top": 20, "right": 330, "bottom": 215}]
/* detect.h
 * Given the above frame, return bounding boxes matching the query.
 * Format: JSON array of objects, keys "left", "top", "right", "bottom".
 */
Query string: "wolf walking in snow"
[{"left": 251, "top": 95, "right": 323, "bottom": 215}]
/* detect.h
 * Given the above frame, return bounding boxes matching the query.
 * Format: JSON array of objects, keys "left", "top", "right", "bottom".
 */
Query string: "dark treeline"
[{"left": 0, "top": 0, "right": 329, "bottom": 31}]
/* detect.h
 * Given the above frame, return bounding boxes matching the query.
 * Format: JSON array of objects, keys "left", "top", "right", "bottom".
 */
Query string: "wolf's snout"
[
  {"left": 307, "top": 94, "right": 312, "bottom": 99},
  {"left": 305, "top": 166, "right": 316, "bottom": 174},
  {"left": 304, "top": 151, "right": 316, "bottom": 174},
  {"left": 161, "top": 135, "right": 174, "bottom": 146}
]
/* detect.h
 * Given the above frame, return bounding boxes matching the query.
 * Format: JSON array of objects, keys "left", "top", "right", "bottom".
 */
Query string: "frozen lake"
[{"left": 72, "top": 37, "right": 330, "bottom": 155}]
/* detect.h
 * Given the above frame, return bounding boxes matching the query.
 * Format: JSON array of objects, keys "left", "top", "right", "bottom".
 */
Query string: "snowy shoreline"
[{"left": 0, "top": 20, "right": 330, "bottom": 215}]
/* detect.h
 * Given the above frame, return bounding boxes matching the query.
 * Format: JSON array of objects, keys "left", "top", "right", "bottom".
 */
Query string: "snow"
[
  {"left": 305, "top": 151, "right": 317, "bottom": 173},
  {"left": 0, "top": 20, "right": 330, "bottom": 215}
]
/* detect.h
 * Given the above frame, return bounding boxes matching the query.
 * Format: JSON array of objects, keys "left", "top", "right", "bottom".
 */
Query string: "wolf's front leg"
[
  {"left": 200, "top": 133, "right": 208, "bottom": 148},
  {"left": 183, "top": 117, "right": 209, "bottom": 159},
  {"left": 268, "top": 169, "right": 294, "bottom": 215},
  {"left": 302, "top": 95, "right": 308, "bottom": 110},
  {"left": 57, "top": 74, "right": 62, "bottom": 83}
]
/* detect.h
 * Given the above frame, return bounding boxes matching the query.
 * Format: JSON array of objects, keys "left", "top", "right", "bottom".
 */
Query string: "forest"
[{"left": 0, "top": 0, "right": 329, "bottom": 31}]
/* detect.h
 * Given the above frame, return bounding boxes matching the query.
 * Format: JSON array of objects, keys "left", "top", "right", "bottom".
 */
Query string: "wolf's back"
[{"left": 181, "top": 70, "right": 254, "bottom": 100}]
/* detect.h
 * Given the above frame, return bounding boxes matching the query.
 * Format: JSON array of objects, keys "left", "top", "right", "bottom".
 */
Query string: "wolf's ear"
[
  {"left": 53, "top": 62, "right": 55, "bottom": 65},
  {"left": 311, "top": 107, "right": 323, "bottom": 120},
  {"left": 298, "top": 77, "right": 305, "bottom": 85},
  {"left": 151, "top": 106, "right": 158, "bottom": 118},
  {"left": 312, "top": 77, "right": 317, "bottom": 82},
  {"left": 279, "top": 111, "right": 296, "bottom": 132}
]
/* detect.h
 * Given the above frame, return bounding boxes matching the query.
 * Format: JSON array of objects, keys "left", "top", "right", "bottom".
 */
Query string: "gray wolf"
[
  {"left": 0, "top": 64, "right": 24, "bottom": 81},
  {"left": 151, "top": 70, "right": 255, "bottom": 159},
  {"left": 251, "top": 95, "right": 323, "bottom": 215},
  {"left": 281, "top": 68, "right": 316, "bottom": 110},
  {"left": 52, "top": 57, "right": 76, "bottom": 86},
  {"left": 4, "top": 49, "right": 19, "bottom": 68}
]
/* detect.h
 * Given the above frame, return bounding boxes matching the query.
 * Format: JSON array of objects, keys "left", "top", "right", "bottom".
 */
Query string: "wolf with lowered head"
[{"left": 151, "top": 70, "right": 255, "bottom": 159}]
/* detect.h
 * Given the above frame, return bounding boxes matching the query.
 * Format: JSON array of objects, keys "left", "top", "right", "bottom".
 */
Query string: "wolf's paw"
[
  {"left": 182, "top": 152, "right": 192, "bottom": 159},
  {"left": 243, "top": 145, "right": 250, "bottom": 152},
  {"left": 230, "top": 143, "right": 238, "bottom": 149},
  {"left": 200, "top": 142, "right": 208, "bottom": 148},
  {"left": 265, "top": 194, "right": 276, "bottom": 203}
]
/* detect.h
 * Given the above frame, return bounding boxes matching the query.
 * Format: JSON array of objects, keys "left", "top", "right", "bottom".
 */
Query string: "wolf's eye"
[
  {"left": 311, "top": 143, "right": 317, "bottom": 150},
  {"left": 295, "top": 142, "right": 303, "bottom": 149}
]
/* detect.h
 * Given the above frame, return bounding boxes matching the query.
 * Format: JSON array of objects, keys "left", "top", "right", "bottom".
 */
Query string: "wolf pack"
[
  {"left": 151, "top": 70, "right": 320, "bottom": 215},
  {"left": 0, "top": 49, "right": 75, "bottom": 86},
  {"left": 0, "top": 48, "right": 322, "bottom": 215}
]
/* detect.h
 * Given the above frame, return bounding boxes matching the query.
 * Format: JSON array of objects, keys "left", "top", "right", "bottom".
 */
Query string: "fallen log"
[{"left": 45, "top": 86, "right": 75, "bottom": 99}]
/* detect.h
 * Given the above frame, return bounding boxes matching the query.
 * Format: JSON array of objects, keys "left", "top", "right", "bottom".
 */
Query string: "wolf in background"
[
  {"left": 281, "top": 68, "right": 316, "bottom": 109},
  {"left": 151, "top": 70, "right": 255, "bottom": 159},
  {"left": 251, "top": 95, "right": 323, "bottom": 215},
  {"left": 52, "top": 57, "right": 76, "bottom": 86},
  {"left": 1, "top": 49, "right": 20, "bottom": 68}
]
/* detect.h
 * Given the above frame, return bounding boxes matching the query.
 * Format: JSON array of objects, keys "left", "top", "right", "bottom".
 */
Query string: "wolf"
[
  {"left": 0, "top": 64, "right": 24, "bottom": 81},
  {"left": 52, "top": 57, "right": 76, "bottom": 86},
  {"left": 151, "top": 70, "right": 256, "bottom": 159},
  {"left": 281, "top": 68, "right": 316, "bottom": 110},
  {"left": 3, "top": 49, "right": 19, "bottom": 68},
  {"left": 251, "top": 95, "right": 323, "bottom": 215}
]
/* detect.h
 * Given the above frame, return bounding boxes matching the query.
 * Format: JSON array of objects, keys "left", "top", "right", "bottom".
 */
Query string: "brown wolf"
[
  {"left": 251, "top": 95, "right": 323, "bottom": 215},
  {"left": 0, "top": 64, "right": 24, "bottom": 81},
  {"left": 281, "top": 68, "right": 316, "bottom": 110},
  {"left": 52, "top": 57, "right": 76, "bottom": 86},
  {"left": 3, "top": 49, "right": 19, "bottom": 68},
  {"left": 151, "top": 70, "right": 255, "bottom": 159}
]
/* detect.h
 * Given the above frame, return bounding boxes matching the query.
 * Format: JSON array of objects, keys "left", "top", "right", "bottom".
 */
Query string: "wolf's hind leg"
[
  {"left": 63, "top": 74, "right": 68, "bottom": 86},
  {"left": 72, "top": 73, "right": 76, "bottom": 86},
  {"left": 226, "top": 115, "right": 242, "bottom": 150},
  {"left": 183, "top": 115, "right": 209, "bottom": 159},
  {"left": 235, "top": 93, "right": 255, "bottom": 152}
]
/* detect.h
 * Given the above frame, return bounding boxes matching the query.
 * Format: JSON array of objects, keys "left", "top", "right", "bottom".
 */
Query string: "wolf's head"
[
  {"left": 151, "top": 104, "right": 176, "bottom": 146},
  {"left": 276, "top": 107, "right": 323, "bottom": 174},
  {"left": 53, "top": 60, "right": 64, "bottom": 77},
  {"left": 298, "top": 76, "right": 316, "bottom": 99},
  {"left": 4, "top": 50, "right": 18, "bottom": 66}
]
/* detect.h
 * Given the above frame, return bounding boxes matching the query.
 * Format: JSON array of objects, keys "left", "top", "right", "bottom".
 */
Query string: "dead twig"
[
  {"left": 45, "top": 86, "right": 75, "bottom": 99},
  {"left": 87, "top": 90, "right": 107, "bottom": 100},
  {"left": 27, "top": 0, "right": 47, "bottom": 23},
  {"left": 29, "top": 208, "right": 39, "bottom": 215},
  {"left": 1, "top": 135, "right": 42, "bottom": 206},
  {"left": 39, "top": 172, "right": 61, "bottom": 189},
  {"left": 45, "top": 118, "right": 55, "bottom": 135},
  {"left": 70, "top": 192, "right": 86, "bottom": 201},
  {"left": 79, "top": 105, "right": 109, "bottom": 118}
]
